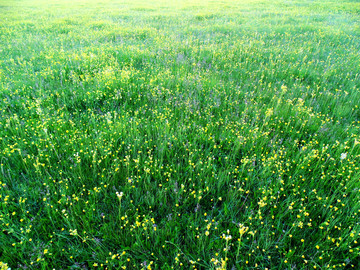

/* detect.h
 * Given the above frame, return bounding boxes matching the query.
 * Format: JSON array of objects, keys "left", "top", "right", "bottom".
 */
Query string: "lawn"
[{"left": 0, "top": 0, "right": 360, "bottom": 269}]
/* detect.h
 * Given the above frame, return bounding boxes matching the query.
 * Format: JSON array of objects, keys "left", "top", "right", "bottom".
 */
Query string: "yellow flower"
[
  {"left": 265, "top": 108, "right": 274, "bottom": 118},
  {"left": 0, "top": 262, "right": 10, "bottom": 270},
  {"left": 238, "top": 224, "right": 249, "bottom": 236},
  {"left": 258, "top": 200, "right": 267, "bottom": 208}
]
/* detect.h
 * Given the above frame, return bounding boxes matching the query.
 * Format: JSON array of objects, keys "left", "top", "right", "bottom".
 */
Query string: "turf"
[{"left": 0, "top": 0, "right": 360, "bottom": 269}]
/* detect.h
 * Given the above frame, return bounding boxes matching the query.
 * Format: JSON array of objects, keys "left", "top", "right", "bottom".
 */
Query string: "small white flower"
[
  {"left": 116, "top": 191, "right": 124, "bottom": 200},
  {"left": 340, "top": 153, "right": 347, "bottom": 160}
]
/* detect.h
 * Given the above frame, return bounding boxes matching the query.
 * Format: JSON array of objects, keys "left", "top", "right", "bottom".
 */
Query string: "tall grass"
[{"left": 1, "top": 0, "right": 360, "bottom": 269}]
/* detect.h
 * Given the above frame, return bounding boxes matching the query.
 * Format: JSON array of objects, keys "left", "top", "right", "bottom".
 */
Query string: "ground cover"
[{"left": 0, "top": 0, "right": 360, "bottom": 268}]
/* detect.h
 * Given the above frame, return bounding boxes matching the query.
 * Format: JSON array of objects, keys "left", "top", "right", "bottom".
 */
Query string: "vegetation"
[{"left": 1, "top": 0, "right": 360, "bottom": 269}]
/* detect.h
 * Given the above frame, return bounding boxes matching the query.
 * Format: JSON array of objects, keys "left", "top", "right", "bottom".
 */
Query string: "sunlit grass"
[{"left": 1, "top": 0, "right": 360, "bottom": 269}]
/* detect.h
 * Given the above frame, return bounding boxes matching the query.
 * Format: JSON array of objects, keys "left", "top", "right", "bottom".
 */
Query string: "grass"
[{"left": 0, "top": 0, "right": 360, "bottom": 269}]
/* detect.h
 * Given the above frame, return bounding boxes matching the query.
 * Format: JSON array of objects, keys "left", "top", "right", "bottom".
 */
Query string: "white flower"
[
  {"left": 116, "top": 191, "right": 124, "bottom": 200},
  {"left": 340, "top": 153, "right": 347, "bottom": 160}
]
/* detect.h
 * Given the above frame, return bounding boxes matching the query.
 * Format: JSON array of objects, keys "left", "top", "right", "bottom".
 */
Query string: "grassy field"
[{"left": 1, "top": 0, "right": 360, "bottom": 269}]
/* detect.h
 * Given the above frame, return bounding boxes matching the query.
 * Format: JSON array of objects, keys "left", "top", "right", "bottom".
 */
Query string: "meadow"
[{"left": 1, "top": 0, "right": 360, "bottom": 269}]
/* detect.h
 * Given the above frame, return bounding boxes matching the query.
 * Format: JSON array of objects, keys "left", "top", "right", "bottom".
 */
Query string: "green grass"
[{"left": 1, "top": 0, "right": 360, "bottom": 269}]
